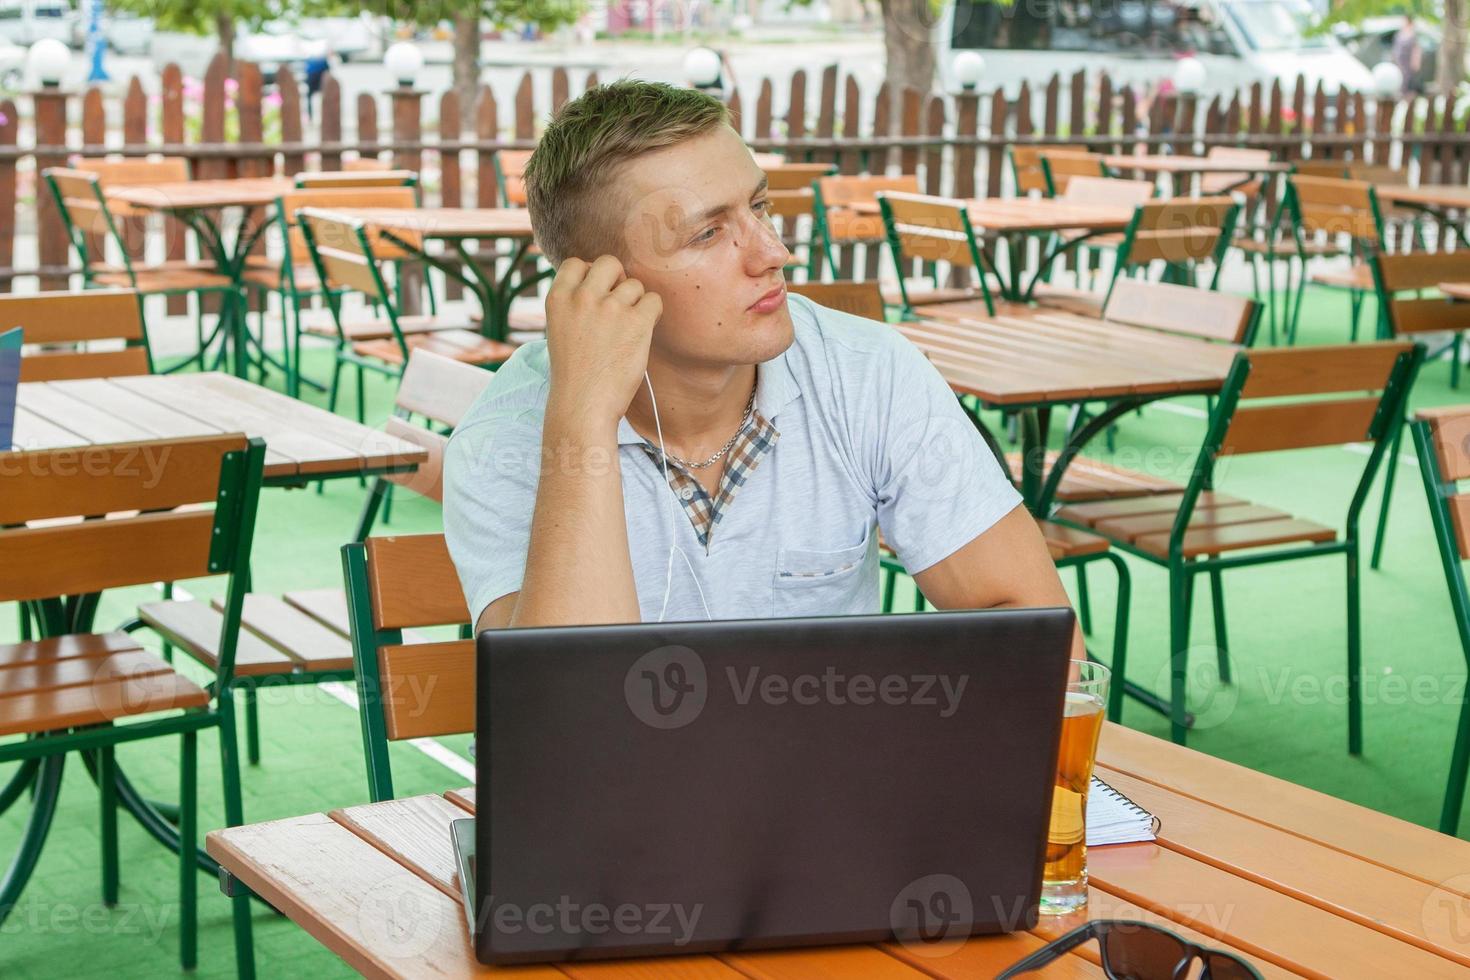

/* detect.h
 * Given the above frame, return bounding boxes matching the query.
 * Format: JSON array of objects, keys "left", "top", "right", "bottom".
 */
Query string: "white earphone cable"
[{"left": 645, "top": 371, "right": 713, "bottom": 623}]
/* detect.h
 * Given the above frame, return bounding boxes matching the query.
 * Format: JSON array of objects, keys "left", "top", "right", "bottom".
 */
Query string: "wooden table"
[
  {"left": 1377, "top": 185, "right": 1470, "bottom": 248},
  {"left": 10, "top": 371, "right": 425, "bottom": 487},
  {"left": 1104, "top": 154, "right": 1288, "bottom": 197},
  {"left": 855, "top": 197, "right": 1136, "bottom": 301},
  {"left": 108, "top": 178, "right": 296, "bottom": 378},
  {"left": 207, "top": 722, "right": 1470, "bottom": 979},
  {"left": 331, "top": 207, "right": 542, "bottom": 343},
  {"left": 899, "top": 309, "right": 1238, "bottom": 511}
]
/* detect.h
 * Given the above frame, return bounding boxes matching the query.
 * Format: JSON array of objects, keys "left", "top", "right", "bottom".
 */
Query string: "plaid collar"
[
  {"left": 615, "top": 353, "right": 801, "bottom": 448},
  {"left": 637, "top": 409, "right": 779, "bottom": 551}
]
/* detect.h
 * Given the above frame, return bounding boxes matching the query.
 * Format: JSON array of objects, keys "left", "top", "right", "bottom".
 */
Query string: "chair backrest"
[
  {"left": 1121, "top": 196, "right": 1238, "bottom": 266},
  {"left": 1413, "top": 407, "right": 1470, "bottom": 566},
  {"left": 1163, "top": 341, "right": 1422, "bottom": 558},
  {"left": 762, "top": 162, "right": 836, "bottom": 192},
  {"left": 4, "top": 289, "right": 150, "bottom": 380},
  {"left": 1102, "top": 279, "right": 1259, "bottom": 345},
  {"left": 1199, "top": 147, "right": 1274, "bottom": 196},
  {"left": 1343, "top": 163, "right": 1404, "bottom": 185},
  {"left": 1009, "top": 144, "right": 1072, "bottom": 195},
  {"left": 495, "top": 149, "right": 534, "bottom": 206},
  {"left": 74, "top": 155, "right": 189, "bottom": 187},
  {"left": 1041, "top": 151, "right": 1107, "bottom": 196},
  {"left": 812, "top": 175, "right": 921, "bottom": 275},
  {"left": 877, "top": 191, "right": 994, "bottom": 317},
  {"left": 342, "top": 532, "right": 473, "bottom": 801},
  {"left": 1292, "top": 160, "right": 1350, "bottom": 179},
  {"left": 383, "top": 349, "right": 495, "bottom": 502},
  {"left": 1288, "top": 175, "right": 1382, "bottom": 244},
  {"left": 1060, "top": 175, "right": 1153, "bottom": 207},
  {"left": 298, "top": 207, "right": 393, "bottom": 299},
  {"left": 277, "top": 186, "right": 417, "bottom": 263},
  {"left": 294, "top": 170, "right": 418, "bottom": 189},
  {"left": 1371, "top": 251, "right": 1470, "bottom": 338},
  {"left": 788, "top": 280, "right": 885, "bottom": 321},
  {"left": 43, "top": 167, "right": 123, "bottom": 274},
  {"left": 0, "top": 434, "right": 265, "bottom": 681}
]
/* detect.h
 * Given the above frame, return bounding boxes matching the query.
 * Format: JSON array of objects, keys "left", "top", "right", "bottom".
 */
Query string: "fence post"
[
  {"left": 391, "top": 82, "right": 424, "bottom": 313},
  {"left": 33, "top": 85, "right": 69, "bottom": 292}
]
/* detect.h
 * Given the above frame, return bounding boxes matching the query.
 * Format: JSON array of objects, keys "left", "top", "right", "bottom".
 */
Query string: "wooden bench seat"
[
  {"left": 352, "top": 330, "right": 516, "bottom": 368},
  {"left": 139, "top": 594, "right": 354, "bottom": 677},
  {"left": 1310, "top": 262, "right": 1373, "bottom": 290},
  {"left": 283, "top": 588, "right": 432, "bottom": 646},
  {"left": 1036, "top": 519, "right": 1111, "bottom": 559},
  {"left": 1006, "top": 451, "right": 1181, "bottom": 502},
  {"left": 0, "top": 634, "right": 208, "bottom": 738},
  {"left": 92, "top": 268, "right": 235, "bottom": 291},
  {"left": 1032, "top": 284, "right": 1106, "bottom": 318},
  {"left": 1058, "top": 493, "right": 1336, "bottom": 559},
  {"left": 1235, "top": 237, "right": 1343, "bottom": 258},
  {"left": 299, "top": 311, "right": 472, "bottom": 342}
]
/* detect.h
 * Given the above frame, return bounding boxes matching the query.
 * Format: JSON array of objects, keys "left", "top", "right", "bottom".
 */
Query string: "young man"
[{"left": 444, "top": 80, "right": 1081, "bottom": 649}]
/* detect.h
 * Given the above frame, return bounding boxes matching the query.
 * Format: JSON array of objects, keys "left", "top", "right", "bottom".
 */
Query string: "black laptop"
[
  {"left": 452, "top": 608, "right": 1075, "bottom": 964},
  {"left": 0, "top": 327, "right": 19, "bottom": 451}
]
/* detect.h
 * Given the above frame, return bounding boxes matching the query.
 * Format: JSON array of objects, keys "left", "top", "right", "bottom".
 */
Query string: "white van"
[
  {"left": 938, "top": 0, "right": 1375, "bottom": 97},
  {"left": 0, "top": 0, "right": 73, "bottom": 47}
]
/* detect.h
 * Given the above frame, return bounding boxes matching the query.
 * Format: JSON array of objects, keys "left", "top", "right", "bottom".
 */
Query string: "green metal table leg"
[
  {"left": 0, "top": 758, "right": 40, "bottom": 817},
  {"left": 180, "top": 730, "right": 198, "bottom": 971},
  {"left": 100, "top": 746, "right": 119, "bottom": 906},
  {"left": 1347, "top": 539, "right": 1363, "bottom": 755},
  {"left": 0, "top": 754, "right": 64, "bottom": 927}
]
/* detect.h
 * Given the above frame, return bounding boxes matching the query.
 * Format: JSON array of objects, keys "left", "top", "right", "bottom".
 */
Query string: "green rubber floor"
[{"left": 3, "top": 286, "right": 1468, "bottom": 978}]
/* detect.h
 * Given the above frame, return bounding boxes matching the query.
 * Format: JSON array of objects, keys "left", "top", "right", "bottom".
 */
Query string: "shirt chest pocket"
[{"left": 772, "top": 526, "right": 877, "bottom": 617}]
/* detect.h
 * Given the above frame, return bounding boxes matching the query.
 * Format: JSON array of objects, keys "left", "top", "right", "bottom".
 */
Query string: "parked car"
[
  {"left": 939, "top": 0, "right": 1375, "bottom": 96},
  {"left": 0, "top": 0, "right": 73, "bottom": 47},
  {"left": 237, "top": 13, "right": 384, "bottom": 73}
]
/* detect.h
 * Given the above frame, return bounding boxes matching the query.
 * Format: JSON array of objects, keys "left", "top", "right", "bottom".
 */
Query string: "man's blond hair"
[{"left": 523, "top": 80, "right": 730, "bottom": 266}]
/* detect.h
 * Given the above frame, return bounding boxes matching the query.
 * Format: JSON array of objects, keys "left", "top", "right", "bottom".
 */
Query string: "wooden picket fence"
[{"left": 6, "top": 52, "right": 1470, "bottom": 293}]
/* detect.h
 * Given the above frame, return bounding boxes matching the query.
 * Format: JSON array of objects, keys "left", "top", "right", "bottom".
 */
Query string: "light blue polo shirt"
[{"left": 442, "top": 293, "right": 1022, "bottom": 624}]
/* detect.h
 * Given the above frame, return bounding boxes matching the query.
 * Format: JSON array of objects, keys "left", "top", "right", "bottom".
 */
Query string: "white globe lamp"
[{"left": 383, "top": 42, "right": 424, "bottom": 88}]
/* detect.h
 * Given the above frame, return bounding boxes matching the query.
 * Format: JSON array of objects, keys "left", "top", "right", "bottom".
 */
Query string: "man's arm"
[
  {"left": 476, "top": 254, "right": 661, "bottom": 634},
  {"left": 910, "top": 504, "right": 1089, "bottom": 660}
]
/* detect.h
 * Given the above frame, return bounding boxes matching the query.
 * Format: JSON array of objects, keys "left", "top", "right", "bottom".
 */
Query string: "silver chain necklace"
[{"left": 662, "top": 386, "right": 757, "bottom": 470}]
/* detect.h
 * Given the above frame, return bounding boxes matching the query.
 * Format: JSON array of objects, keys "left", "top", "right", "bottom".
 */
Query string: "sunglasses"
[{"left": 996, "top": 920, "right": 1264, "bottom": 980}]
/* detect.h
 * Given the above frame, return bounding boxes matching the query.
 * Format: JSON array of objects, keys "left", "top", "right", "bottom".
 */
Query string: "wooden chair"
[
  {"left": 1199, "top": 147, "right": 1275, "bottom": 199},
  {"left": 493, "top": 149, "right": 533, "bottom": 207},
  {"left": 298, "top": 207, "right": 516, "bottom": 422},
  {"left": 787, "top": 279, "right": 886, "bottom": 321},
  {"left": 877, "top": 190, "right": 1013, "bottom": 320},
  {"left": 343, "top": 531, "right": 473, "bottom": 801},
  {"left": 44, "top": 168, "right": 236, "bottom": 371},
  {"left": 250, "top": 185, "right": 426, "bottom": 397},
  {"left": 1040, "top": 151, "right": 1110, "bottom": 197},
  {"left": 134, "top": 351, "right": 489, "bottom": 786},
  {"left": 1365, "top": 251, "right": 1470, "bottom": 570},
  {"left": 0, "top": 434, "right": 266, "bottom": 973},
  {"left": 4, "top": 289, "right": 150, "bottom": 380},
  {"left": 811, "top": 174, "right": 920, "bottom": 286},
  {"left": 761, "top": 161, "right": 837, "bottom": 192},
  {"left": 293, "top": 170, "right": 419, "bottom": 191},
  {"left": 1285, "top": 175, "right": 1386, "bottom": 345},
  {"left": 1409, "top": 406, "right": 1470, "bottom": 836},
  {"left": 1050, "top": 175, "right": 1154, "bottom": 290},
  {"left": 1056, "top": 341, "right": 1423, "bottom": 746},
  {"left": 1008, "top": 144, "right": 1073, "bottom": 196},
  {"left": 1036, "top": 196, "right": 1240, "bottom": 319}
]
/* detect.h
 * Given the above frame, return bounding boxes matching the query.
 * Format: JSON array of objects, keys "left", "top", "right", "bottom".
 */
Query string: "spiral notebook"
[{"left": 1086, "top": 776, "right": 1158, "bottom": 846}]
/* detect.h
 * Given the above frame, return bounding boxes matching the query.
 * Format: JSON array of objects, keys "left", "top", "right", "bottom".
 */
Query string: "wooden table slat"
[
  {"left": 44, "top": 378, "right": 225, "bottom": 438},
  {"left": 107, "top": 178, "right": 295, "bottom": 211},
  {"left": 1098, "top": 724, "right": 1470, "bottom": 888},
  {"left": 1103, "top": 768, "right": 1470, "bottom": 966},
  {"left": 10, "top": 405, "right": 90, "bottom": 449},
  {"left": 16, "top": 383, "right": 159, "bottom": 444}
]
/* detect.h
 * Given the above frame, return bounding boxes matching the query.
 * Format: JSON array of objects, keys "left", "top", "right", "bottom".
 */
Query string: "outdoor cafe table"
[
  {"left": 328, "top": 207, "right": 544, "bottom": 344},
  {"left": 897, "top": 310, "right": 1238, "bottom": 513},
  {"left": 1102, "top": 153, "right": 1289, "bottom": 195},
  {"left": 1375, "top": 184, "right": 1470, "bottom": 248},
  {"left": 10, "top": 370, "right": 425, "bottom": 488},
  {"left": 105, "top": 178, "right": 296, "bottom": 379},
  {"left": 6, "top": 370, "right": 427, "bottom": 880},
  {"left": 850, "top": 197, "right": 1136, "bottom": 302},
  {"left": 205, "top": 722, "right": 1470, "bottom": 979}
]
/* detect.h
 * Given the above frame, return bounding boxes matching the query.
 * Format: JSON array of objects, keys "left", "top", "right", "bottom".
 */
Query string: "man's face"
[{"left": 614, "top": 125, "right": 795, "bottom": 370}]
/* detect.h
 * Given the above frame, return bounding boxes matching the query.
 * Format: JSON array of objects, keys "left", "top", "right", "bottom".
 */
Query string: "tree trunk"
[
  {"left": 880, "top": 0, "right": 936, "bottom": 114},
  {"left": 1440, "top": 0, "right": 1468, "bottom": 96},
  {"left": 215, "top": 10, "right": 235, "bottom": 78},
  {"left": 453, "top": 11, "right": 480, "bottom": 131}
]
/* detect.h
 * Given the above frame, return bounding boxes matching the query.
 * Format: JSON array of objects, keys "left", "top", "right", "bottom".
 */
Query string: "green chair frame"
[
  {"left": 1411, "top": 412, "right": 1470, "bottom": 837},
  {"left": 1057, "top": 342, "right": 1423, "bottom": 746},
  {"left": 876, "top": 192, "right": 1003, "bottom": 320},
  {"left": 0, "top": 435, "right": 266, "bottom": 975}
]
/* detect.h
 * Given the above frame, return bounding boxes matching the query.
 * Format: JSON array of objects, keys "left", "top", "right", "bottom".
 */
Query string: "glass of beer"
[{"left": 1040, "top": 660, "right": 1110, "bottom": 916}]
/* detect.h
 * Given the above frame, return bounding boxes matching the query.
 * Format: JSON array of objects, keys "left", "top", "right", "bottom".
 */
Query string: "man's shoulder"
[
  {"left": 785, "top": 292, "right": 925, "bottom": 384},
  {"left": 452, "top": 340, "right": 552, "bottom": 434}
]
